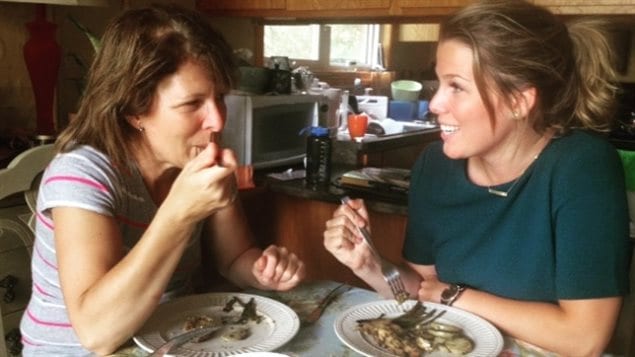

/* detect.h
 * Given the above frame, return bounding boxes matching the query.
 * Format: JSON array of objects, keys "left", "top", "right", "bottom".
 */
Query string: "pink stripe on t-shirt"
[
  {"left": 33, "top": 281, "right": 57, "bottom": 298},
  {"left": 26, "top": 308, "right": 72, "bottom": 328},
  {"left": 45, "top": 175, "right": 109, "bottom": 193},
  {"left": 36, "top": 210, "right": 54, "bottom": 230},
  {"left": 21, "top": 335, "right": 42, "bottom": 346},
  {"left": 35, "top": 245, "right": 58, "bottom": 270}
]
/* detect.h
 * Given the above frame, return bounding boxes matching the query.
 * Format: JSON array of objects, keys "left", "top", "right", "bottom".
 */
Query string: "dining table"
[{"left": 110, "top": 280, "right": 550, "bottom": 357}]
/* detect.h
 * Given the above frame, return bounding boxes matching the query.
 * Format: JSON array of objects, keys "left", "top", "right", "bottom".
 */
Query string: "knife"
[{"left": 147, "top": 325, "right": 220, "bottom": 357}]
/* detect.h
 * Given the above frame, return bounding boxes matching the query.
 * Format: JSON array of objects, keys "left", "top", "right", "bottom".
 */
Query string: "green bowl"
[{"left": 391, "top": 80, "right": 422, "bottom": 101}]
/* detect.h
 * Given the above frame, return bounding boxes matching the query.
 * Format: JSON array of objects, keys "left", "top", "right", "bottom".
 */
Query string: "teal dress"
[{"left": 403, "top": 130, "right": 631, "bottom": 302}]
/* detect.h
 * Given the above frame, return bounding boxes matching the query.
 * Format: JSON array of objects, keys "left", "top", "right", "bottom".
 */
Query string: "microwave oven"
[{"left": 222, "top": 93, "right": 322, "bottom": 169}]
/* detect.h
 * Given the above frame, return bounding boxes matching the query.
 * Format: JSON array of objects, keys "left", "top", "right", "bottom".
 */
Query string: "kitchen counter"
[
  {"left": 256, "top": 126, "right": 440, "bottom": 216},
  {"left": 264, "top": 170, "right": 409, "bottom": 216}
]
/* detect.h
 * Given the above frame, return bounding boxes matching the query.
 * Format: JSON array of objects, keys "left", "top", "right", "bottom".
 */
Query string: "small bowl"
[{"left": 391, "top": 80, "right": 422, "bottom": 101}]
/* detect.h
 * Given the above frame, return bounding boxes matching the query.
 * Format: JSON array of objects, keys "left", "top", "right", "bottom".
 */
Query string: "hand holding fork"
[{"left": 340, "top": 196, "right": 409, "bottom": 303}]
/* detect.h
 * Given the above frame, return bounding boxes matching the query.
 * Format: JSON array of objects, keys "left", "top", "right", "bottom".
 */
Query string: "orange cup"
[{"left": 348, "top": 114, "right": 368, "bottom": 141}]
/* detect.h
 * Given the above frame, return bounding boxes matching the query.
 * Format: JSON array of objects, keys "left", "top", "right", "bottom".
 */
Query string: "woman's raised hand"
[
  {"left": 166, "top": 143, "right": 238, "bottom": 224},
  {"left": 252, "top": 245, "right": 305, "bottom": 291}
]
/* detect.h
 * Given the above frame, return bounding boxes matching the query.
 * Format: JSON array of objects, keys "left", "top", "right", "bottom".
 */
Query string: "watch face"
[{"left": 442, "top": 285, "right": 458, "bottom": 299}]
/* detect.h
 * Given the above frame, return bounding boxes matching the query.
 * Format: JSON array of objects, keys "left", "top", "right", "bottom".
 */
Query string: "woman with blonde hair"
[{"left": 325, "top": 1, "right": 630, "bottom": 355}]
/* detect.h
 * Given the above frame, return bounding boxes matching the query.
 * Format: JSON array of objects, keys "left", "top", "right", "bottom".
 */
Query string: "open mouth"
[{"left": 440, "top": 124, "right": 459, "bottom": 134}]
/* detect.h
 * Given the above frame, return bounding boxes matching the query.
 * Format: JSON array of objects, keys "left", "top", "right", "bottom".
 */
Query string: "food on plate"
[
  {"left": 223, "top": 296, "right": 264, "bottom": 324},
  {"left": 221, "top": 325, "right": 251, "bottom": 341},
  {"left": 182, "top": 315, "right": 218, "bottom": 343},
  {"left": 176, "top": 296, "right": 264, "bottom": 344},
  {"left": 357, "top": 306, "right": 474, "bottom": 356}
]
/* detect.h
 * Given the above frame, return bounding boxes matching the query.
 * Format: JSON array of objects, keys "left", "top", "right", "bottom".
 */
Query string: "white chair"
[
  {"left": 0, "top": 144, "right": 55, "bottom": 228},
  {"left": 0, "top": 144, "right": 54, "bottom": 356}
]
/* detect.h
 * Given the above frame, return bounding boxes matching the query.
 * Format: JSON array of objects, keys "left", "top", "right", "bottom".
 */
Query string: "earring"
[
  {"left": 138, "top": 126, "right": 144, "bottom": 132},
  {"left": 511, "top": 111, "right": 520, "bottom": 120}
]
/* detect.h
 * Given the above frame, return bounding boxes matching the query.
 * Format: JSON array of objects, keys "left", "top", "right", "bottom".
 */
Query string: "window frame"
[{"left": 263, "top": 22, "right": 383, "bottom": 71}]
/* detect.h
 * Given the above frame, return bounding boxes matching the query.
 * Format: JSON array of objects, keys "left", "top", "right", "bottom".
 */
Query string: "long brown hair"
[
  {"left": 439, "top": 0, "right": 618, "bottom": 134},
  {"left": 56, "top": 4, "right": 236, "bottom": 167}
]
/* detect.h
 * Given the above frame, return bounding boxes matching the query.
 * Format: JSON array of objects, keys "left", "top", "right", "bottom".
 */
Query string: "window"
[{"left": 264, "top": 24, "right": 382, "bottom": 70}]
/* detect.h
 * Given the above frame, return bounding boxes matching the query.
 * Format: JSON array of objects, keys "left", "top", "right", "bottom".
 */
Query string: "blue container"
[{"left": 388, "top": 100, "right": 417, "bottom": 121}]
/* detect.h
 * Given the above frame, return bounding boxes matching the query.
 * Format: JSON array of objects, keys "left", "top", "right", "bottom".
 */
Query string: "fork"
[
  {"left": 148, "top": 325, "right": 221, "bottom": 356},
  {"left": 340, "top": 196, "right": 408, "bottom": 302},
  {"left": 302, "top": 283, "right": 352, "bottom": 325},
  {"left": 391, "top": 301, "right": 446, "bottom": 328}
]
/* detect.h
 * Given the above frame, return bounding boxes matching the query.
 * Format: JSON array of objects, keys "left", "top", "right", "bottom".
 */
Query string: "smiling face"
[
  {"left": 133, "top": 59, "right": 228, "bottom": 169},
  {"left": 429, "top": 40, "right": 517, "bottom": 161}
]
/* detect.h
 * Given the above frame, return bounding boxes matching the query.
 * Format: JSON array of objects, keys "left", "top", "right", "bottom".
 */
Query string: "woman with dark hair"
[
  {"left": 324, "top": 1, "right": 630, "bottom": 355},
  {"left": 20, "top": 4, "right": 305, "bottom": 356}
]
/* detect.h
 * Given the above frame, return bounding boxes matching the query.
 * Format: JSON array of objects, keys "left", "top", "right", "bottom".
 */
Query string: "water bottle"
[{"left": 302, "top": 126, "right": 332, "bottom": 188}]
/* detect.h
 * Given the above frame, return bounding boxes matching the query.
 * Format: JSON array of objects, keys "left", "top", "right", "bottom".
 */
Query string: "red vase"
[{"left": 23, "top": 4, "right": 61, "bottom": 136}]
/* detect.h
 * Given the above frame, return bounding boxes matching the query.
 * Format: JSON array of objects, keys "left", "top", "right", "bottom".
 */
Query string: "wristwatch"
[{"left": 440, "top": 283, "right": 467, "bottom": 306}]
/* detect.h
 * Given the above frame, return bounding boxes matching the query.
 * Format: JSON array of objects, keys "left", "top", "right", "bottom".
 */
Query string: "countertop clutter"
[{"left": 261, "top": 127, "right": 441, "bottom": 216}]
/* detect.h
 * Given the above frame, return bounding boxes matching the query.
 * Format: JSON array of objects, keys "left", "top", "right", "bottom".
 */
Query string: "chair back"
[
  {"left": 0, "top": 144, "right": 54, "bottom": 356},
  {"left": 0, "top": 144, "right": 55, "bottom": 229}
]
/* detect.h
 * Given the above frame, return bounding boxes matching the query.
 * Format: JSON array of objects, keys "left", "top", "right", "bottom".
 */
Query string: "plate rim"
[
  {"left": 133, "top": 292, "right": 300, "bottom": 357},
  {"left": 333, "top": 299, "right": 504, "bottom": 357}
]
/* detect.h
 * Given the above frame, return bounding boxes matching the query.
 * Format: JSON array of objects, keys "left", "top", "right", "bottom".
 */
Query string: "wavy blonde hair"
[{"left": 439, "top": 0, "right": 618, "bottom": 134}]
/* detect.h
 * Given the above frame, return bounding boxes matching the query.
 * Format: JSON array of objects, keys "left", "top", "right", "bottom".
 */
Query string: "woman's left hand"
[{"left": 252, "top": 245, "right": 306, "bottom": 291}]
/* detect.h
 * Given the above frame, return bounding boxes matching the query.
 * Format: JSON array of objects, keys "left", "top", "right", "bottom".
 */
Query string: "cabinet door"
[
  {"left": 286, "top": 0, "right": 391, "bottom": 11},
  {"left": 195, "top": 0, "right": 285, "bottom": 11},
  {"left": 391, "top": 0, "right": 471, "bottom": 16},
  {"left": 259, "top": 193, "right": 407, "bottom": 288},
  {"left": 533, "top": 0, "right": 635, "bottom": 14},
  {"left": 396, "top": 0, "right": 471, "bottom": 7},
  {"left": 534, "top": 0, "right": 635, "bottom": 5}
]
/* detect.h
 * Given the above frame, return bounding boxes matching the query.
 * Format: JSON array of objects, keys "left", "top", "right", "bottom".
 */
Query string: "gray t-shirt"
[{"left": 20, "top": 145, "right": 202, "bottom": 356}]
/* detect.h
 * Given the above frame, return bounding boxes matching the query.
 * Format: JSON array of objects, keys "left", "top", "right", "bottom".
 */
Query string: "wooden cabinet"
[
  {"left": 239, "top": 188, "right": 408, "bottom": 288},
  {"left": 196, "top": 0, "right": 393, "bottom": 18},
  {"left": 196, "top": 0, "right": 285, "bottom": 11},
  {"left": 391, "top": 0, "right": 470, "bottom": 17},
  {"left": 197, "top": 0, "right": 635, "bottom": 18},
  {"left": 534, "top": 0, "right": 635, "bottom": 15},
  {"left": 286, "top": 0, "right": 391, "bottom": 11}
]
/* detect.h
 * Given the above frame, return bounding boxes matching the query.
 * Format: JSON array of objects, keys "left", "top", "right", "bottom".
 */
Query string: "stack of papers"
[{"left": 339, "top": 167, "right": 410, "bottom": 192}]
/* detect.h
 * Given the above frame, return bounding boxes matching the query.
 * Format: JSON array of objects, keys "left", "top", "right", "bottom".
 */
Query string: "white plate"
[
  {"left": 334, "top": 300, "right": 503, "bottom": 357},
  {"left": 133, "top": 293, "right": 300, "bottom": 357}
]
